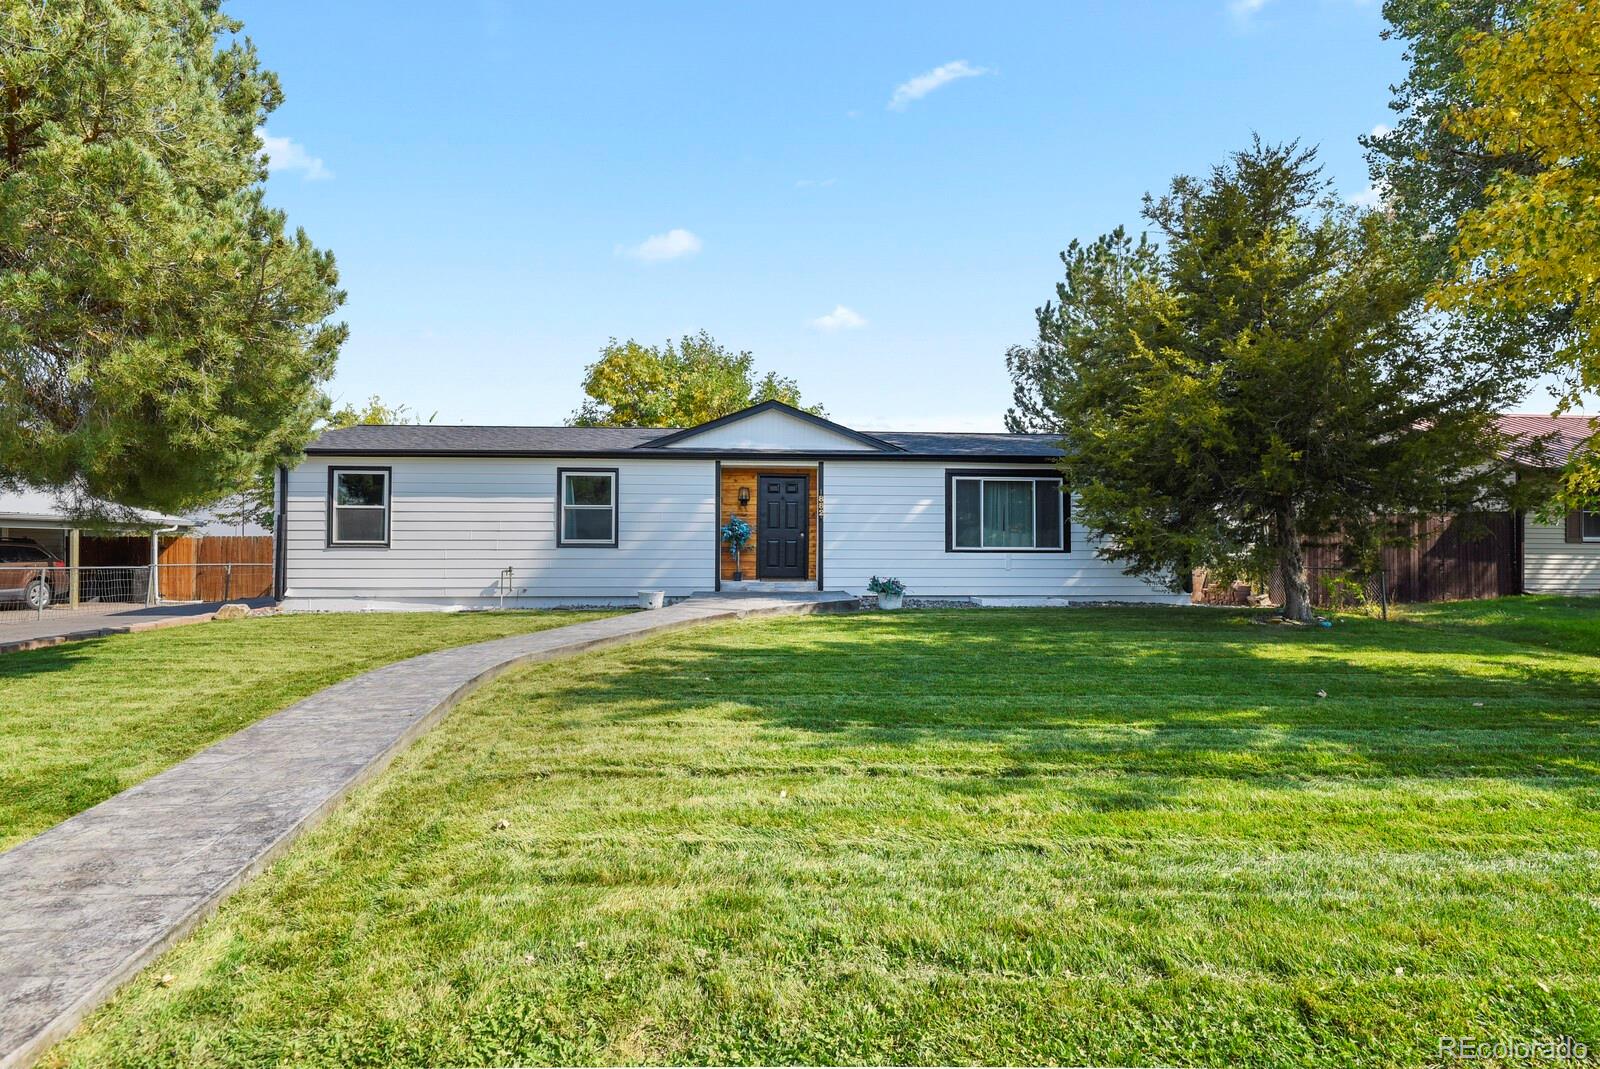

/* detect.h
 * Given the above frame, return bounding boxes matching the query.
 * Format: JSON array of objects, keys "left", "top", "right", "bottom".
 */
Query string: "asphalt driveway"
[{"left": 0, "top": 599, "right": 273, "bottom": 653}]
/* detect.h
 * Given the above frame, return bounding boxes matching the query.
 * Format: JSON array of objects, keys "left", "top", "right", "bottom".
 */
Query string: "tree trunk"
[{"left": 1276, "top": 505, "right": 1314, "bottom": 624}]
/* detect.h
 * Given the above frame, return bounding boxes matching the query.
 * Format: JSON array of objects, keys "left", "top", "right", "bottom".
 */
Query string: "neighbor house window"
[
  {"left": 945, "top": 470, "right": 1066, "bottom": 552},
  {"left": 328, "top": 467, "right": 390, "bottom": 546},
  {"left": 557, "top": 468, "right": 618, "bottom": 547},
  {"left": 1585, "top": 510, "right": 1600, "bottom": 541}
]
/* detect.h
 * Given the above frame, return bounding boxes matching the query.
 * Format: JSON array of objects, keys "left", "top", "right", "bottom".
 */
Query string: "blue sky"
[{"left": 239, "top": 0, "right": 1532, "bottom": 431}]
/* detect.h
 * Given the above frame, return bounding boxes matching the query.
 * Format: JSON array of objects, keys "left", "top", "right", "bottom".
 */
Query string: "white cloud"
[
  {"left": 259, "top": 131, "right": 331, "bottom": 181},
  {"left": 888, "top": 60, "right": 989, "bottom": 111},
  {"left": 1370, "top": 123, "right": 1392, "bottom": 139},
  {"left": 1231, "top": 0, "right": 1375, "bottom": 23},
  {"left": 617, "top": 228, "right": 703, "bottom": 262},
  {"left": 811, "top": 305, "right": 867, "bottom": 331},
  {"left": 1347, "top": 179, "right": 1389, "bottom": 209}
]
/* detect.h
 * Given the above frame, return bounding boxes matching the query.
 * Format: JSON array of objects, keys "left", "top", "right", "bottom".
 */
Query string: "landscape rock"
[{"left": 213, "top": 603, "right": 252, "bottom": 621}]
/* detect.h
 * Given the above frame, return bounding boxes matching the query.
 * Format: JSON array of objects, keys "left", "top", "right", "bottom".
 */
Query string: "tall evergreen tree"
[
  {"left": 1008, "top": 141, "right": 1530, "bottom": 622},
  {"left": 0, "top": 0, "right": 346, "bottom": 516},
  {"left": 216, "top": 395, "right": 434, "bottom": 532}
]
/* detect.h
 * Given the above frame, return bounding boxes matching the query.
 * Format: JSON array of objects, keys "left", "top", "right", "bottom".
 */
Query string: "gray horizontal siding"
[
  {"left": 823, "top": 461, "right": 1184, "bottom": 602},
  {"left": 284, "top": 457, "right": 714, "bottom": 603},
  {"left": 283, "top": 454, "right": 1190, "bottom": 606}
]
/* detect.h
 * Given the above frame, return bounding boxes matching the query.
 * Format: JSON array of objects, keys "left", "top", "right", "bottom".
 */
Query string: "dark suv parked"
[{"left": 0, "top": 539, "right": 65, "bottom": 610}]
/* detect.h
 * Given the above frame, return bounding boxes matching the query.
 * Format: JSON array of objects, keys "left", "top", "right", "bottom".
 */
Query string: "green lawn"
[
  {"left": 44, "top": 599, "right": 1600, "bottom": 1068},
  {"left": 0, "top": 610, "right": 617, "bottom": 852}
]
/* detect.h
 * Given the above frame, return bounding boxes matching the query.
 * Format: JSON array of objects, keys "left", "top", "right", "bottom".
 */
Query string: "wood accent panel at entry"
[{"left": 719, "top": 467, "right": 816, "bottom": 581}]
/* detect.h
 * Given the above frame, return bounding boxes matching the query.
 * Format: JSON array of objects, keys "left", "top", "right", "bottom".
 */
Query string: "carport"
[{"left": 0, "top": 487, "right": 194, "bottom": 608}]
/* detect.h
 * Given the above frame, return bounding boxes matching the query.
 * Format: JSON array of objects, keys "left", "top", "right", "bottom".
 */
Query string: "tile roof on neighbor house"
[
  {"left": 1495, "top": 414, "right": 1597, "bottom": 467},
  {"left": 304, "top": 423, "right": 1067, "bottom": 459}
]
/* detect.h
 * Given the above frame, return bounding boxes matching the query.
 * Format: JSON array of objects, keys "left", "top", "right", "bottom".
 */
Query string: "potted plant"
[
  {"left": 867, "top": 575, "right": 906, "bottom": 610},
  {"left": 721, "top": 515, "right": 752, "bottom": 581}
]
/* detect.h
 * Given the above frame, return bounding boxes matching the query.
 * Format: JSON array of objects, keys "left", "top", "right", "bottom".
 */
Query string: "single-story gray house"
[{"left": 273, "top": 401, "right": 1189, "bottom": 610}]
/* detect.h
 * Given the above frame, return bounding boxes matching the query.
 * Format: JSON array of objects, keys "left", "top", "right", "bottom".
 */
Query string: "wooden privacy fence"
[
  {"left": 80, "top": 534, "right": 275, "bottom": 601},
  {"left": 1310, "top": 512, "right": 1519, "bottom": 603},
  {"left": 1253, "top": 511, "right": 1520, "bottom": 608},
  {"left": 156, "top": 535, "right": 274, "bottom": 601}
]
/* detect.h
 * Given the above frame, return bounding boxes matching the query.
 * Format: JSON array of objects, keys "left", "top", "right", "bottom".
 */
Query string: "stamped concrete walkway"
[{"left": 0, "top": 593, "right": 856, "bottom": 1069}]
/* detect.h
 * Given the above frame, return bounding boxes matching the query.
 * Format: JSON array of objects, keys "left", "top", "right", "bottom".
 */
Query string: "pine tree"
[
  {"left": 1007, "top": 141, "right": 1531, "bottom": 622},
  {"left": 0, "top": 0, "right": 346, "bottom": 515}
]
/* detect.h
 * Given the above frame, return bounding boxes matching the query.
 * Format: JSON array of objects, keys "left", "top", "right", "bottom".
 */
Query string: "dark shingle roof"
[
  {"left": 873, "top": 431, "right": 1063, "bottom": 457},
  {"left": 308, "top": 425, "right": 666, "bottom": 454},
  {"left": 305, "top": 423, "right": 1065, "bottom": 460}
]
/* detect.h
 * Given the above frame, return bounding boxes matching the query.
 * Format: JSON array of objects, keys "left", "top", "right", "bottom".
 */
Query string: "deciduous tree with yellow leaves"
[{"left": 1435, "top": 0, "right": 1600, "bottom": 499}]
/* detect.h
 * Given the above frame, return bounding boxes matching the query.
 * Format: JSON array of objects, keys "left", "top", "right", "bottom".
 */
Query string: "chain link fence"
[
  {"left": 1269, "top": 566, "right": 1390, "bottom": 619},
  {"left": 0, "top": 563, "right": 272, "bottom": 621},
  {"left": 0, "top": 566, "right": 145, "bottom": 617},
  {"left": 1197, "top": 566, "right": 1390, "bottom": 619},
  {"left": 1310, "top": 567, "right": 1389, "bottom": 619}
]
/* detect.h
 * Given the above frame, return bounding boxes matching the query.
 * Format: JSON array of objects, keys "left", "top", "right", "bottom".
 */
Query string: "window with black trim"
[
  {"left": 557, "top": 468, "right": 618, "bottom": 546},
  {"left": 1585, "top": 510, "right": 1600, "bottom": 541},
  {"left": 328, "top": 468, "right": 390, "bottom": 546},
  {"left": 946, "top": 470, "right": 1066, "bottom": 552}
]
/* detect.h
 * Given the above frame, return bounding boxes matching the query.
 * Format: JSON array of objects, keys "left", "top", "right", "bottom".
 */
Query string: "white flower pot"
[
  {"left": 878, "top": 592, "right": 904, "bottom": 610},
  {"left": 638, "top": 590, "right": 665, "bottom": 610}
]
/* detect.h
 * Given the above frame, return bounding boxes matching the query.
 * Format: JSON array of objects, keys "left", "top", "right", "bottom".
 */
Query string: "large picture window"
[
  {"left": 327, "top": 468, "right": 390, "bottom": 546},
  {"left": 557, "top": 468, "right": 618, "bottom": 547},
  {"left": 945, "top": 470, "right": 1066, "bottom": 552}
]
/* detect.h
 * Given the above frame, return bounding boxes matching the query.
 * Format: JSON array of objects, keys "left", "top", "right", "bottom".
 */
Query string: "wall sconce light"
[{"left": 737, "top": 486, "right": 751, "bottom": 508}]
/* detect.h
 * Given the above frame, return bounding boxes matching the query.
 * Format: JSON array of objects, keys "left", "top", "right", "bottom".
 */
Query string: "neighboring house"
[
  {"left": 0, "top": 486, "right": 196, "bottom": 606},
  {"left": 1498, "top": 414, "right": 1600, "bottom": 595},
  {"left": 0, "top": 486, "right": 193, "bottom": 561},
  {"left": 275, "top": 401, "right": 1188, "bottom": 609}
]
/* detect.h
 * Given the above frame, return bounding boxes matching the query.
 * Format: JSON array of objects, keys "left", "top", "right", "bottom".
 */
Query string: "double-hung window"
[
  {"left": 328, "top": 468, "right": 390, "bottom": 546},
  {"left": 557, "top": 468, "right": 618, "bottom": 547},
  {"left": 946, "top": 470, "right": 1067, "bottom": 552},
  {"left": 1585, "top": 510, "right": 1600, "bottom": 542}
]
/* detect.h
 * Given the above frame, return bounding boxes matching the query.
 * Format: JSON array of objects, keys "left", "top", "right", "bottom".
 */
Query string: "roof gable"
[{"left": 644, "top": 401, "right": 900, "bottom": 452}]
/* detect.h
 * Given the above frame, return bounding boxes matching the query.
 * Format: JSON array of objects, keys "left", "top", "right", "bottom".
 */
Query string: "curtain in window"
[
  {"left": 954, "top": 480, "right": 982, "bottom": 547},
  {"left": 982, "top": 480, "right": 1034, "bottom": 547}
]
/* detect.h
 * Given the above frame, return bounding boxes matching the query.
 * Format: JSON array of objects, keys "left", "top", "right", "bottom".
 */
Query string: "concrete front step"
[
  {"left": 689, "top": 589, "right": 861, "bottom": 610},
  {"left": 717, "top": 580, "right": 821, "bottom": 593}
]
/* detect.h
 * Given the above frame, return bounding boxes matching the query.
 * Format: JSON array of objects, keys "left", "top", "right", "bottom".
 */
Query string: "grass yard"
[
  {"left": 44, "top": 599, "right": 1600, "bottom": 1068},
  {"left": 0, "top": 610, "right": 618, "bottom": 852}
]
